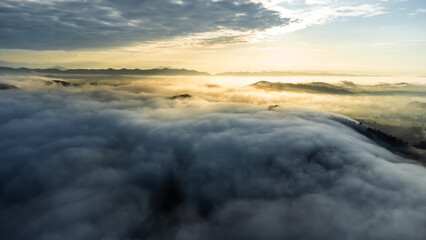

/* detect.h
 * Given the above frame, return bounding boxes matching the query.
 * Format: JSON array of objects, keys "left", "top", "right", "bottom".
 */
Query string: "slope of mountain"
[{"left": 334, "top": 117, "right": 425, "bottom": 161}]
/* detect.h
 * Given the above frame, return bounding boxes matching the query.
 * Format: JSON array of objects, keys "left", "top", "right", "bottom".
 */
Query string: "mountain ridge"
[
  {"left": 0, "top": 66, "right": 211, "bottom": 76},
  {"left": 0, "top": 66, "right": 381, "bottom": 77}
]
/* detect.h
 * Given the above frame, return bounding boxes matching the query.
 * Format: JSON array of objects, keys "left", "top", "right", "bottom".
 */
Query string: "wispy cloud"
[
  {"left": 371, "top": 39, "right": 426, "bottom": 47},
  {"left": 409, "top": 8, "right": 426, "bottom": 16},
  {"left": 256, "top": 1, "right": 387, "bottom": 37}
]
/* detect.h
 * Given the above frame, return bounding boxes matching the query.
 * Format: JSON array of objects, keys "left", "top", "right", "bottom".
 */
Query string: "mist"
[{"left": 0, "top": 73, "right": 425, "bottom": 239}]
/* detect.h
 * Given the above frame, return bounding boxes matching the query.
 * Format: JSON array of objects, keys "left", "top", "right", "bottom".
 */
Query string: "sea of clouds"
[{"left": 1, "top": 77, "right": 426, "bottom": 240}]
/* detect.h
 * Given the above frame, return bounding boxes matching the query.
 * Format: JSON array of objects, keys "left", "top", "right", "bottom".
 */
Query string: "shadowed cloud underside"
[{"left": 0, "top": 0, "right": 288, "bottom": 50}]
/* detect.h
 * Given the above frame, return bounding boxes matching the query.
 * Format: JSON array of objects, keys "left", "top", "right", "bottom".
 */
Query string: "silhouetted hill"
[
  {"left": 170, "top": 94, "right": 192, "bottom": 100},
  {"left": 0, "top": 67, "right": 211, "bottom": 76},
  {"left": 0, "top": 83, "right": 18, "bottom": 90},
  {"left": 48, "top": 66, "right": 67, "bottom": 71},
  {"left": 251, "top": 80, "right": 426, "bottom": 96},
  {"left": 409, "top": 101, "right": 426, "bottom": 108},
  {"left": 251, "top": 81, "right": 355, "bottom": 94}
]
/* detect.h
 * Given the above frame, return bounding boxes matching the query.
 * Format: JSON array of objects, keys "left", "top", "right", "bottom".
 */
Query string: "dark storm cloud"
[
  {"left": 0, "top": 0, "right": 289, "bottom": 50},
  {"left": 1, "top": 82, "right": 426, "bottom": 240}
]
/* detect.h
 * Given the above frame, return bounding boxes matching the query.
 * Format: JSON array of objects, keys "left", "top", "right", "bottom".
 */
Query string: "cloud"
[
  {"left": 305, "top": 0, "right": 332, "bottom": 5},
  {"left": 409, "top": 8, "right": 426, "bottom": 16},
  {"left": 0, "top": 0, "right": 393, "bottom": 50},
  {"left": 0, "top": 0, "right": 289, "bottom": 50},
  {"left": 0, "top": 79, "right": 426, "bottom": 240},
  {"left": 256, "top": 0, "right": 387, "bottom": 36}
]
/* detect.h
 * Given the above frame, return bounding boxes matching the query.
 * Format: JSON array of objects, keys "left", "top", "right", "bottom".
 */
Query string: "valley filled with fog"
[
  {"left": 1, "top": 73, "right": 425, "bottom": 240},
  {"left": 4, "top": 74, "right": 424, "bottom": 144}
]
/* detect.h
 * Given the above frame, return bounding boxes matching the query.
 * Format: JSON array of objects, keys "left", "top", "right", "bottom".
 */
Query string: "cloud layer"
[
  {"left": 0, "top": 0, "right": 288, "bottom": 50},
  {"left": 1, "top": 82, "right": 426, "bottom": 240}
]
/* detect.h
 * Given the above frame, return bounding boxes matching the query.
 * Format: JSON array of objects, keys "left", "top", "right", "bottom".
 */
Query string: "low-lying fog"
[
  {"left": 3, "top": 74, "right": 424, "bottom": 144},
  {"left": 0, "top": 73, "right": 425, "bottom": 240}
]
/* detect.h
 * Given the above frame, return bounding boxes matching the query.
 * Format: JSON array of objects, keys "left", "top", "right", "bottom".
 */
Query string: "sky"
[{"left": 0, "top": 0, "right": 425, "bottom": 75}]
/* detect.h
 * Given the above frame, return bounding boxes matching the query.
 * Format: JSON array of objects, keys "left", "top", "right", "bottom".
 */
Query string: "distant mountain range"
[
  {"left": 0, "top": 66, "right": 211, "bottom": 76},
  {"left": 0, "top": 66, "right": 373, "bottom": 77},
  {"left": 48, "top": 66, "right": 67, "bottom": 71},
  {"left": 216, "top": 71, "right": 366, "bottom": 77}
]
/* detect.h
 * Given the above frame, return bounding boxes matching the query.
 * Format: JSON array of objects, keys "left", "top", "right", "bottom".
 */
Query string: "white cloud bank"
[{"left": 0, "top": 80, "right": 426, "bottom": 240}]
